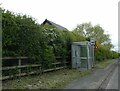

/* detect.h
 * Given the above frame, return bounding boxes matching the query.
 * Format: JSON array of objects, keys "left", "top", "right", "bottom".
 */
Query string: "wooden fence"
[{"left": 1, "top": 57, "right": 69, "bottom": 80}]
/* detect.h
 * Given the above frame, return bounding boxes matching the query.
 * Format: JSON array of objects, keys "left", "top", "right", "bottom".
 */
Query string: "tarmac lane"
[
  {"left": 106, "top": 65, "right": 118, "bottom": 89},
  {"left": 63, "top": 60, "right": 118, "bottom": 90},
  {"left": 105, "top": 59, "right": 120, "bottom": 91}
]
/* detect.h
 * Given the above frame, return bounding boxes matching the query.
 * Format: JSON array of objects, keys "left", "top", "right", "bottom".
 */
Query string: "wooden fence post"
[{"left": 18, "top": 58, "right": 21, "bottom": 77}]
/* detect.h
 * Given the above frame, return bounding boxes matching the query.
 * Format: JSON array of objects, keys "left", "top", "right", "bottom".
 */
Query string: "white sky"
[{"left": 1, "top": 0, "right": 119, "bottom": 51}]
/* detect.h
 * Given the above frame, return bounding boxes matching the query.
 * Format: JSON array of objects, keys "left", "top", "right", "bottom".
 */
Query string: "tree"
[
  {"left": 73, "top": 23, "right": 113, "bottom": 49},
  {"left": 73, "top": 22, "right": 92, "bottom": 37}
]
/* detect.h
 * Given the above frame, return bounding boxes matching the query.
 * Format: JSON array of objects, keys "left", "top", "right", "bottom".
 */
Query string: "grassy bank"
[
  {"left": 95, "top": 59, "right": 116, "bottom": 69},
  {"left": 2, "top": 69, "right": 91, "bottom": 89},
  {"left": 3, "top": 59, "right": 116, "bottom": 89}
]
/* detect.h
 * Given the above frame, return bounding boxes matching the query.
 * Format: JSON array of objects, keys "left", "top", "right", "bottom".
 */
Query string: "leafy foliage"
[
  {"left": 2, "top": 8, "right": 118, "bottom": 69},
  {"left": 73, "top": 22, "right": 118, "bottom": 62},
  {"left": 2, "top": 8, "right": 86, "bottom": 69},
  {"left": 73, "top": 23, "right": 113, "bottom": 49},
  {"left": 2, "top": 10, "right": 41, "bottom": 58}
]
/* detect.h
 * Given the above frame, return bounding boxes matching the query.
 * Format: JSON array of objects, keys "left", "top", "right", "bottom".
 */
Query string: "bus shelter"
[{"left": 71, "top": 41, "right": 94, "bottom": 70}]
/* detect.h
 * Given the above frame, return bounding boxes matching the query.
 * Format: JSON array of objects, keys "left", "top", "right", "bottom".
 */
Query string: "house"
[{"left": 41, "top": 19, "right": 68, "bottom": 30}]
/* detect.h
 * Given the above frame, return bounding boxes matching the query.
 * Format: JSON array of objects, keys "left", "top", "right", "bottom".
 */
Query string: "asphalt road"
[
  {"left": 106, "top": 65, "right": 118, "bottom": 89},
  {"left": 106, "top": 60, "right": 120, "bottom": 90},
  {"left": 64, "top": 60, "right": 118, "bottom": 89}
]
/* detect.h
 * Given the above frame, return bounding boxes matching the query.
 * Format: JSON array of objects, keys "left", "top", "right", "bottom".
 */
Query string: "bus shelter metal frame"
[{"left": 71, "top": 41, "right": 94, "bottom": 70}]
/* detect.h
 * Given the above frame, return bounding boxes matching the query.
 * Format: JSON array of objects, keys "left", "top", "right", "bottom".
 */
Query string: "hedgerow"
[{"left": 2, "top": 8, "right": 119, "bottom": 68}]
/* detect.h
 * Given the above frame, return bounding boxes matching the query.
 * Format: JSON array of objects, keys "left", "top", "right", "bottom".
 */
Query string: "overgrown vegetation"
[
  {"left": 2, "top": 8, "right": 119, "bottom": 67},
  {"left": 2, "top": 8, "right": 86, "bottom": 68},
  {"left": 2, "top": 69, "right": 91, "bottom": 89},
  {"left": 2, "top": 7, "right": 119, "bottom": 89},
  {"left": 2, "top": 59, "right": 116, "bottom": 89},
  {"left": 95, "top": 59, "right": 116, "bottom": 69},
  {"left": 72, "top": 23, "right": 119, "bottom": 61}
]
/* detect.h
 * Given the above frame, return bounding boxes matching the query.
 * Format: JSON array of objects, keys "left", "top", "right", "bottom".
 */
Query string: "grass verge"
[
  {"left": 95, "top": 59, "right": 116, "bottom": 69},
  {"left": 2, "top": 68, "right": 91, "bottom": 89},
  {"left": 2, "top": 59, "right": 117, "bottom": 89}
]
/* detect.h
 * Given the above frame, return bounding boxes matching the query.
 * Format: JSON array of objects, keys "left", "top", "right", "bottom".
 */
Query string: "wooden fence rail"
[{"left": 1, "top": 57, "right": 69, "bottom": 80}]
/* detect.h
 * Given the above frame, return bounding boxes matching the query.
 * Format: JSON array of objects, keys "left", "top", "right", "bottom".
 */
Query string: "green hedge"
[
  {"left": 2, "top": 8, "right": 118, "bottom": 68},
  {"left": 95, "top": 46, "right": 118, "bottom": 62},
  {"left": 2, "top": 9, "right": 86, "bottom": 68}
]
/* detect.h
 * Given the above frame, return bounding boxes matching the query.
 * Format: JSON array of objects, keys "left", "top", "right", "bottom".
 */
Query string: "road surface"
[
  {"left": 106, "top": 65, "right": 118, "bottom": 89},
  {"left": 64, "top": 60, "right": 118, "bottom": 90}
]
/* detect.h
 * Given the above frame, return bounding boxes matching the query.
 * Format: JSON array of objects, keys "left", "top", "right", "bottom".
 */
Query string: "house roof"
[{"left": 42, "top": 19, "right": 67, "bottom": 30}]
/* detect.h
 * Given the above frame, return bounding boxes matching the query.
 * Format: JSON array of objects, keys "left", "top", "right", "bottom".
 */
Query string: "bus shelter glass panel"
[
  {"left": 80, "top": 45, "right": 88, "bottom": 69},
  {"left": 80, "top": 45, "right": 87, "bottom": 57}
]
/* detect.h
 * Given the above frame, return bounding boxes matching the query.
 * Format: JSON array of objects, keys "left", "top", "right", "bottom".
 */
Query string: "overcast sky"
[{"left": 1, "top": 0, "right": 119, "bottom": 51}]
